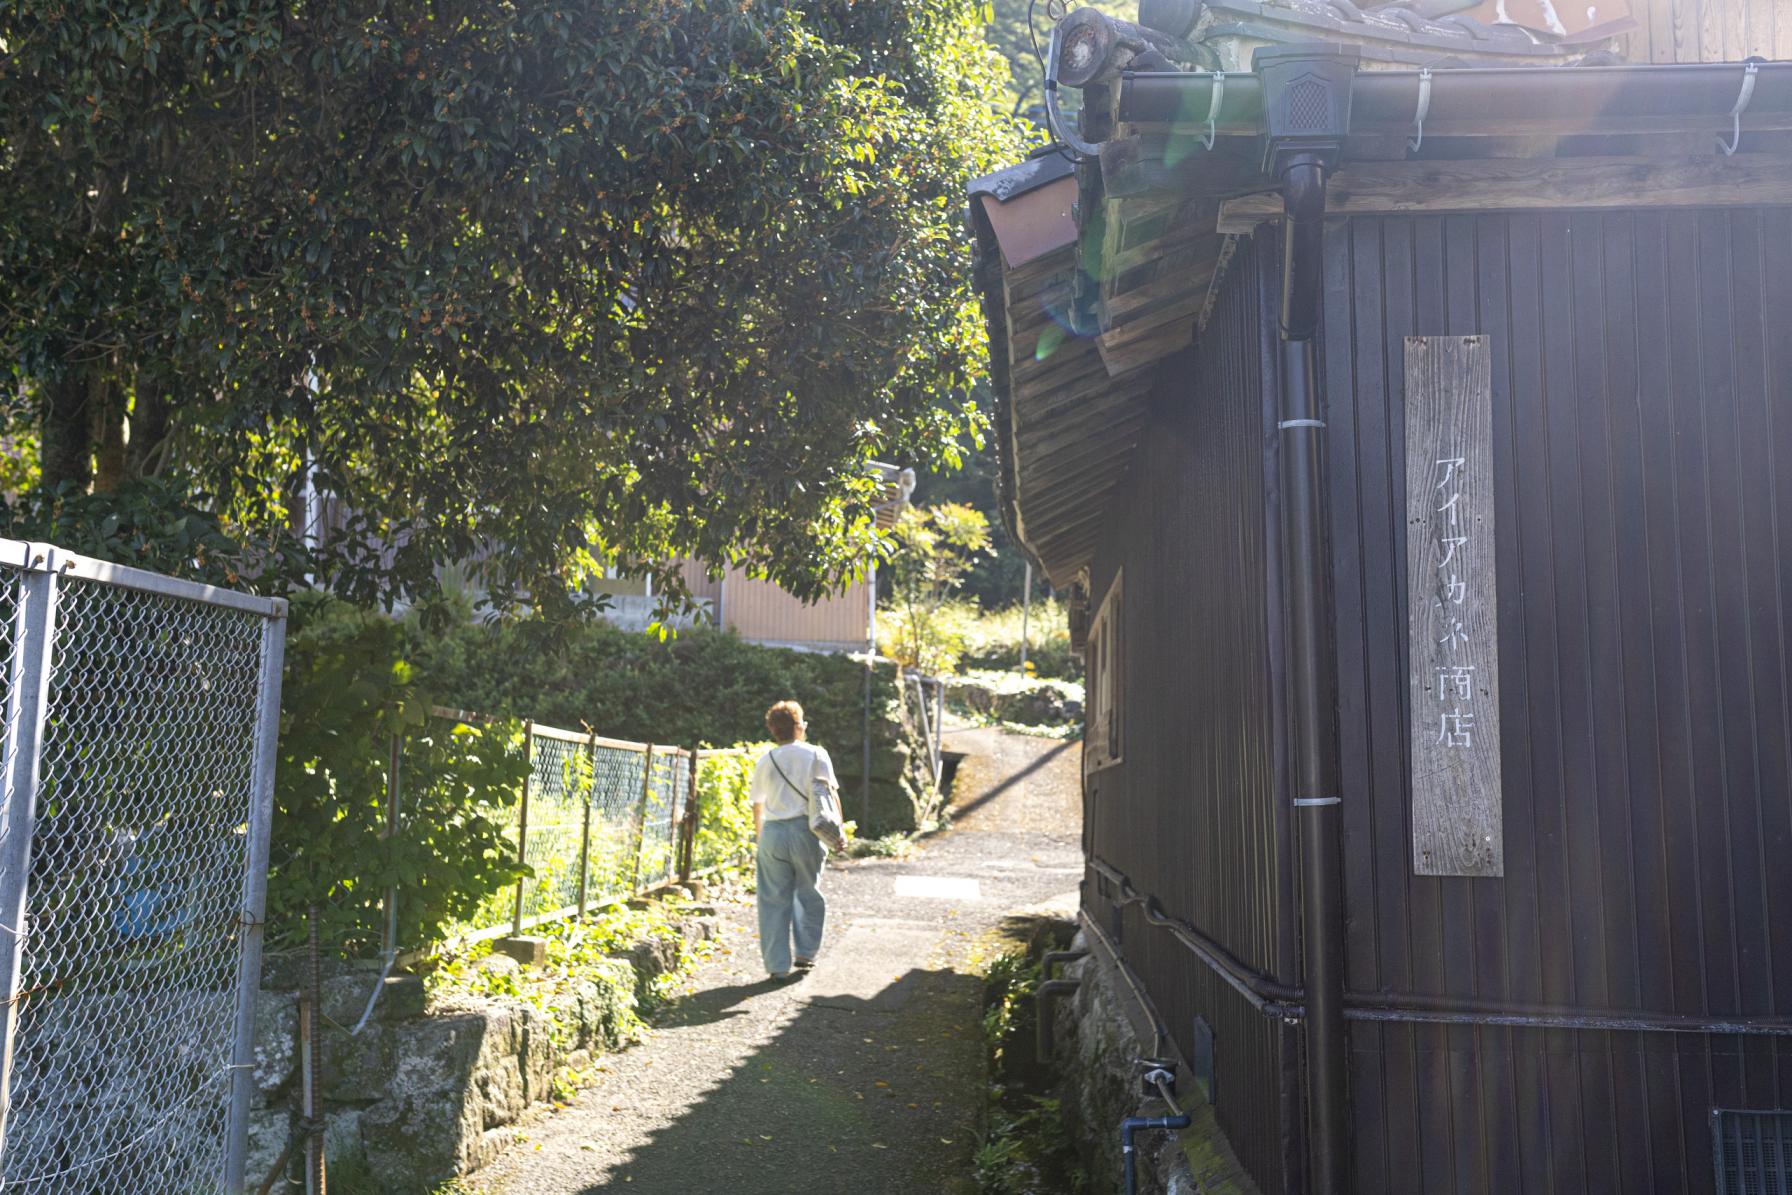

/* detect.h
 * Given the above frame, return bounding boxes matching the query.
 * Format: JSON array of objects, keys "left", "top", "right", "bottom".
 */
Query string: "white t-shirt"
[{"left": 750, "top": 742, "right": 839, "bottom": 822}]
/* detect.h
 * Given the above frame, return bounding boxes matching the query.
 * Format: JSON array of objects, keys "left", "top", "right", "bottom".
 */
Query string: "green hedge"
[
  {"left": 270, "top": 603, "right": 934, "bottom": 958},
  {"left": 407, "top": 617, "right": 930, "bottom": 832},
  {"left": 412, "top": 618, "right": 856, "bottom": 742}
]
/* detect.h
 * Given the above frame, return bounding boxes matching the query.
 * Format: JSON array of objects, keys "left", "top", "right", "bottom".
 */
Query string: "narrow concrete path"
[{"left": 467, "top": 729, "right": 1082, "bottom": 1195}]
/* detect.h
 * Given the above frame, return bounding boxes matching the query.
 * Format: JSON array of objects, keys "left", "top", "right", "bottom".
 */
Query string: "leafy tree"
[
  {"left": 914, "top": 435, "right": 1036, "bottom": 606},
  {"left": 881, "top": 501, "right": 993, "bottom": 673},
  {"left": 268, "top": 596, "right": 530, "bottom": 953},
  {"left": 0, "top": 0, "right": 1020, "bottom": 614}
]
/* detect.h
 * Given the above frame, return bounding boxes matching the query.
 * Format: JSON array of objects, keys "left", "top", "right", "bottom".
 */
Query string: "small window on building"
[{"left": 1086, "top": 571, "right": 1123, "bottom": 773}]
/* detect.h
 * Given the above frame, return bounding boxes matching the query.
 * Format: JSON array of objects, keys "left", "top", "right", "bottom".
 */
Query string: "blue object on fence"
[{"left": 110, "top": 853, "right": 192, "bottom": 941}]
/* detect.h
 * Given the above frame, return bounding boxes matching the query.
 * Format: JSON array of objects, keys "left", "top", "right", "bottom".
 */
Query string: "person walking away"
[{"left": 750, "top": 701, "right": 841, "bottom": 980}]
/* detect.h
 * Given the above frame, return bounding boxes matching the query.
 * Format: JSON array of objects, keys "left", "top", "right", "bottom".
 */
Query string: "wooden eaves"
[{"left": 972, "top": 54, "right": 1792, "bottom": 591}]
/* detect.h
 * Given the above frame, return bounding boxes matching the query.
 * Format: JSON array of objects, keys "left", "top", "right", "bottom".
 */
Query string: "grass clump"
[
  {"left": 428, "top": 896, "right": 717, "bottom": 1057},
  {"left": 956, "top": 598, "right": 1081, "bottom": 682},
  {"left": 846, "top": 830, "right": 921, "bottom": 860},
  {"left": 977, "top": 951, "right": 1088, "bottom": 1195},
  {"left": 876, "top": 598, "right": 1083, "bottom": 682}
]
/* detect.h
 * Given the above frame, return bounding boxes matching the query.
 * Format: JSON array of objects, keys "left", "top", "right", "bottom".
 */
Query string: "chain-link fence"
[
  {"left": 429, "top": 715, "right": 744, "bottom": 945},
  {"left": 0, "top": 540, "right": 286, "bottom": 1195}
]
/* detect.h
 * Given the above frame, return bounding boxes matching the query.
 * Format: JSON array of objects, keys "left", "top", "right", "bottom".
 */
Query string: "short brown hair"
[{"left": 765, "top": 700, "right": 804, "bottom": 743}]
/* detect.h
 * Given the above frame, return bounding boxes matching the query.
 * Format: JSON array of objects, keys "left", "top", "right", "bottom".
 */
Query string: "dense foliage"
[
  {"left": 267, "top": 598, "right": 790, "bottom": 955},
  {"left": 977, "top": 949, "right": 1089, "bottom": 1194},
  {"left": 267, "top": 597, "right": 530, "bottom": 952},
  {"left": 1, "top": 0, "right": 1020, "bottom": 613},
  {"left": 954, "top": 595, "right": 1080, "bottom": 679},
  {"left": 913, "top": 440, "right": 1036, "bottom": 608},
  {"left": 691, "top": 747, "right": 761, "bottom": 876},
  {"left": 880, "top": 502, "right": 993, "bottom": 674},
  {"left": 410, "top": 614, "right": 894, "bottom": 750},
  {"left": 0, "top": 479, "right": 305, "bottom": 591}
]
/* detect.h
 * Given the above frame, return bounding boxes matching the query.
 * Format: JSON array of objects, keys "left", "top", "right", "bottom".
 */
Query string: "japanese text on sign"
[{"left": 1405, "top": 336, "right": 1503, "bottom": 877}]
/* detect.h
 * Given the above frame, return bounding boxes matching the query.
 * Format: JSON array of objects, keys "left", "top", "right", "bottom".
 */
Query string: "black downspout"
[{"left": 1255, "top": 43, "right": 1358, "bottom": 1195}]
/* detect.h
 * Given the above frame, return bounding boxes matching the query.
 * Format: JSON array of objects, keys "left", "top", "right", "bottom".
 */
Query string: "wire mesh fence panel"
[
  {"left": 635, "top": 749, "right": 687, "bottom": 892},
  {"left": 419, "top": 726, "right": 754, "bottom": 946},
  {"left": 0, "top": 555, "right": 283, "bottom": 1195},
  {"left": 586, "top": 744, "right": 647, "bottom": 905},
  {"left": 518, "top": 729, "right": 593, "bottom": 923},
  {"left": 0, "top": 568, "right": 18, "bottom": 782},
  {"left": 458, "top": 741, "right": 525, "bottom": 938},
  {"left": 691, "top": 751, "right": 755, "bottom": 875}
]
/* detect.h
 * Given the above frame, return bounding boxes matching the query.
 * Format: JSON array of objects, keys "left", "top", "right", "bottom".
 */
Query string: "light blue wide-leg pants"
[{"left": 756, "top": 816, "right": 827, "bottom": 975}]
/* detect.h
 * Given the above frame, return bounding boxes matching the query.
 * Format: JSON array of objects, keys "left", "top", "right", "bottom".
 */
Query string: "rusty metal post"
[
  {"left": 679, "top": 750, "right": 700, "bottom": 884},
  {"left": 302, "top": 907, "right": 326, "bottom": 1195},
  {"left": 630, "top": 745, "right": 655, "bottom": 893},
  {"left": 933, "top": 678, "right": 945, "bottom": 776},
  {"left": 663, "top": 750, "right": 683, "bottom": 887},
  {"left": 576, "top": 731, "right": 595, "bottom": 920},
  {"left": 511, "top": 720, "right": 534, "bottom": 936}
]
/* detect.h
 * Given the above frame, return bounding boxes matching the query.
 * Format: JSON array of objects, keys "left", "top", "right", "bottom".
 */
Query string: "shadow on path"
[
  {"left": 654, "top": 976, "right": 786, "bottom": 1031},
  {"left": 575, "top": 968, "right": 984, "bottom": 1195},
  {"left": 470, "top": 727, "right": 1086, "bottom": 1195},
  {"left": 944, "top": 740, "right": 1075, "bottom": 823}
]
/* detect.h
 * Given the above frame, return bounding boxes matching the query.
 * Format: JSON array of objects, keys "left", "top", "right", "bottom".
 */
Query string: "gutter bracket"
[
  {"left": 1718, "top": 60, "right": 1759, "bottom": 156},
  {"left": 1202, "top": 71, "right": 1227, "bottom": 151},
  {"left": 1408, "top": 68, "right": 1432, "bottom": 155}
]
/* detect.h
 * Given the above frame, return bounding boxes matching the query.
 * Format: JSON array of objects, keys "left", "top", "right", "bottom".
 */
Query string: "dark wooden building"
[{"left": 971, "top": 3, "right": 1792, "bottom": 1191}]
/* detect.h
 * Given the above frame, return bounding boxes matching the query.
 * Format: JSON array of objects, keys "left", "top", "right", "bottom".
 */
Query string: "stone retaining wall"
[
  {"left": 249, "top": 912, "right": 716, "bottom": 1193},
  {"left": 1049, "top": 931, "right": 1256, "bottom": 1195}
]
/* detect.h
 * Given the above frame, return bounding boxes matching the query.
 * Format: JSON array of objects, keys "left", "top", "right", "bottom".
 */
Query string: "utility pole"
[{"left": 1019, "top": 561, "right": 1032, "bottom": 673}]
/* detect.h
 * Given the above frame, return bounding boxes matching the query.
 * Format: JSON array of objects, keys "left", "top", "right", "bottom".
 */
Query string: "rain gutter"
[{"left": 1116, "top": 60, "right": 1792, "bottom": 140}]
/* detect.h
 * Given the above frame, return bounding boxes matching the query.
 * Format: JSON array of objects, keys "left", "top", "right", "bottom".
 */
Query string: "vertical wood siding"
[
  {"left": 1084, "top": 238, "right": 1296, "bottom": 1193},
  {"left": 1623, "top": 0, "right": 1792, "bottom": 63},
  {"left": 1321, "top": 208, "right": 1792, "bottom": 1194}
]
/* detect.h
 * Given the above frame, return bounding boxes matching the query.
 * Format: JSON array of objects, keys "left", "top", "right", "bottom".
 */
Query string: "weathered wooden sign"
[{"left": 1405, "top": 335, "right": 1502, "bottom": 877}]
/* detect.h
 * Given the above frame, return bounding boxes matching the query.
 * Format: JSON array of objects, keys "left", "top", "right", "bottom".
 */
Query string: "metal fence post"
[
  {"left": 630, "top": 745, "right": 654, "bottom": 893},
  {"left": 512, "top": 720, "right": 534, "bottom": 936},
  {"left": 932, "top": 678, "right": 944, "bottom": 779},
  {"left": 664, "top": 752, "right": 683, "bottom": 886},
  {"left": 679, "top": 750, "right": 699, "bottom": 885},
  {"left": 0, "top": 560, "right": 58, "bottom": 1173},
  {"left": 910, "top": 674, "right": 939, "bottom": 788},
  {"left": 576, "top": 732, "right": 595, "bottom": 921},
  {"left": 383, "top": 729, "right": 402, "bottom": 957},
  {"left": 860, "top": 658, "right": 873, "bottom": 826},
  {"left": 301, "top": 907, "right": 325, "bottom": 1195},
  {"left": 223, "top": 601, "right": 287, "bottom": 1193}
]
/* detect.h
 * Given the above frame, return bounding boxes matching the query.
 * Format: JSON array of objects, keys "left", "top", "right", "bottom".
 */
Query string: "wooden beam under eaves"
[
  {"left": 1098, "top": 316, "right": 1197, "bottom": 378},
  {"left": 1214, "top": 153, "right": 1792, "bottom": 234}
]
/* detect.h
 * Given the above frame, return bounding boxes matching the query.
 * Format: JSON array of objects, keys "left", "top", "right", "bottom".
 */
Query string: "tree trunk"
[
  {"left": 40, "top": 369, "right": 94, "bottom": 492},
  {"left": 124, "top": 378, "right": 171, "bottom": 480},
  {"left": 91, "top": 374, "right": 128, "bottom": 494}
]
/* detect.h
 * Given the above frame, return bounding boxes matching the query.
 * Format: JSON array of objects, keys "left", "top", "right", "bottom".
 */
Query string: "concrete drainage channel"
[{"left": 977, "top": 923, "right": 1081, "bottom": 1195}]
